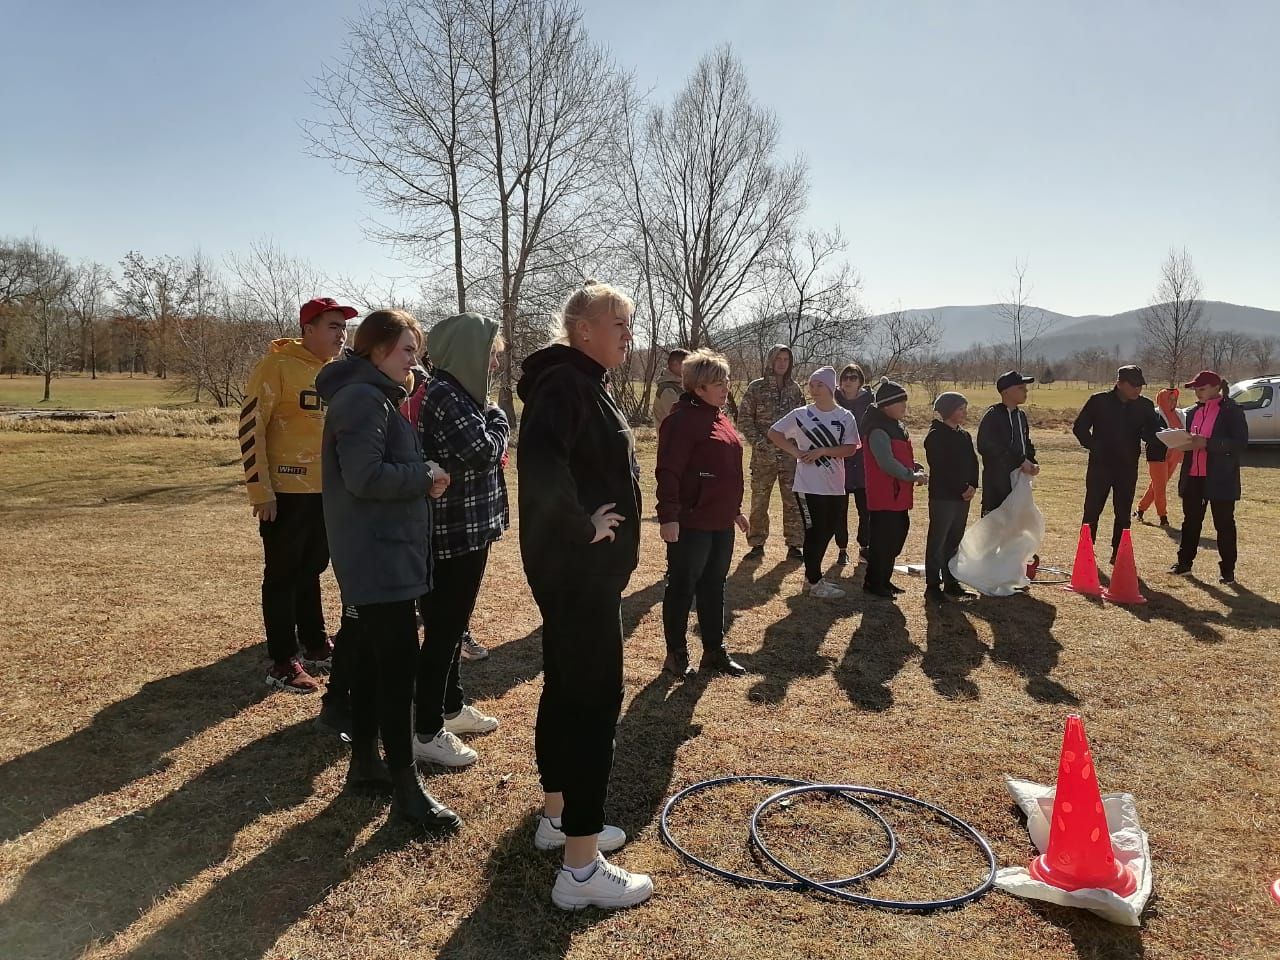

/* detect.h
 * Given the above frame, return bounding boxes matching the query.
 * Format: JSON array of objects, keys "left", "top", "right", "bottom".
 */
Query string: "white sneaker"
[
  {"left": 443, "top": 704, "right": 500, "bottom": 735},
  {"left": 551, "top": 854, "right": 653, "bottom": 911},
  {"left": 534, "top": 816, "right": 626, "bottom": 852},
  {"left": 807, "top": 579, "right": 846, "bottom": 599},
  {"left": 413, "top": 729, "right": 477, "bottom": 768}
]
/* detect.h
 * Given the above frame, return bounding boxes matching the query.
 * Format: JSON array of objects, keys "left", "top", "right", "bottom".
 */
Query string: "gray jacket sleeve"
[
  {"left": 869, "top": 428, "right": 918, "bottom": 482},
  {"left": 330, "top": 386, "right": 428, "bottom": 501}
]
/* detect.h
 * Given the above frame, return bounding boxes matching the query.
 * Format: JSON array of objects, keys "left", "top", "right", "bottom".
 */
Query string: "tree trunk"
[{"left": 43, "top": 370, "right": 51, "bottom": 402}]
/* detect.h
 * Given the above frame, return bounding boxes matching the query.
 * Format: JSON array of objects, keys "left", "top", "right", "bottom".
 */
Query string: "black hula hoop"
[
  {"left": 750, "top": 784, "right": 997, "bottom": 911},
  {"left": 659, "top": 775, "right": 898, "bottom": 891}
]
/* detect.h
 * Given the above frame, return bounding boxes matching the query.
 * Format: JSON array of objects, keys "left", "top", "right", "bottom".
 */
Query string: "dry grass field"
[{"left": 1, "top": 411, "right": 1278, "bottom": 960}]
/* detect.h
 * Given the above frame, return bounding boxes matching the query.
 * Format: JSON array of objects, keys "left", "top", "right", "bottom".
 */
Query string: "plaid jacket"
[{"left": 419, "top": 371, "right": 511, "bottom": 559}]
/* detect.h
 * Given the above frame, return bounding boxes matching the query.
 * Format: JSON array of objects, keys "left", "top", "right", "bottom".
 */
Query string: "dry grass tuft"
[{"left": 0, "top": 429, "right": 1277, "bottom": 960}]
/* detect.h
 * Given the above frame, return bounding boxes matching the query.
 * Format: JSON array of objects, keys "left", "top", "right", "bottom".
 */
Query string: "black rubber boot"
[
  {"left": 391, "top": 766, "right": 462, "bottom": 831},
  {"left": 345, "top": 738, "right": 393, "bottom": 793}
]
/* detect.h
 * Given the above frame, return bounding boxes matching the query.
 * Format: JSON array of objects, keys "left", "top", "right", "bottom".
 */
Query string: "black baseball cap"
[
  {"left": 1117, "top": 365, "right": 1147, "bottom": 387},
  {"left": 996, "top": 370, "right": 1035, "bottom": 393}
]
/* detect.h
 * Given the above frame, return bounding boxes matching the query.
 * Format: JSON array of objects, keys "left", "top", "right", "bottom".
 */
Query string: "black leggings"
[
  {"left": 351, "top": 599, "right": 421, "bottom": 768},
  {"left": 532, "top": 577, "right": 627, "bottom": 838},
  {"left": 795, "top": 492, "right": 846, "bottom": 584},
  {"left": 834, "top": 488, "right": 869, "bottom": 552},
  {"left": 865, "top": 510, "right": 910, "bottom": 591},
  {"left": 1177, "top": 476, "right": 1238, "bottom": 576},
  {"left": 415, "top": 546, "right": 490, "bottom": 737},
  {"left": 259, "top": 492, "right": 329, "bottom": 662}
]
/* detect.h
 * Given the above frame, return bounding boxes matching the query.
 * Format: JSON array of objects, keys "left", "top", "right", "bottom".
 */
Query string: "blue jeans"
[{"left": 662, "top": 527, "right": 735, "bottom": 655}]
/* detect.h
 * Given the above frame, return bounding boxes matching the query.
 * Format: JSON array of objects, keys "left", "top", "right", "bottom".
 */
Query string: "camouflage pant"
[{"left": 747, "top": 447, "right": 802, "bottom": 548}]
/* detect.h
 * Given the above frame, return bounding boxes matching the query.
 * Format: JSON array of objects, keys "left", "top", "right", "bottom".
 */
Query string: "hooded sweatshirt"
[
  {"left": 736, "top": 344, "right": 804, "bottom": 451},
  {"left": 316, "top": 351, "right": 433, "bottom": 606},
  {"left": 420, "top": 313, "right": 510, "bottom": 559},
  {"left": 516, "top": 344, "right": 642, "bottom": 588},
  {"left": 655, "top": 392, "right": 744, "bottom": 530},
  {"left": 239, "top": 338, "right": 333, "bottom": 504},
  {"left": 652, "top": 367, "right": 684, "bottom": 425}
]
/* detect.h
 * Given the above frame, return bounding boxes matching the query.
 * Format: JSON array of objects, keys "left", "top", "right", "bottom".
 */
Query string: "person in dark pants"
[
  {"left": 1170, "top": 370, "right": 1248, "bottom": 584},
  {"left": 861, "top": 378, "right": 927, "bottom": 599},
  {"left": 240, "top": 297, "right": 354, "bottom": 693},
  {"left": 656, "top": 349, "right": 750, "bottom": 678},
  {"left": 835, "top": 363, "right": 874, "bottom": 565},
  {"left": 317, "top": 309, "right": 459, "bottom": 832},
  {"left": 413, "top": 313, "right": 510, "bottom": 768},
  {"left": 1072, "top": 365, "right": 1163, "bottom": 563},
  {"left": 516, "top": 279, "right": 652, "bottom": 911},
  {"left": 768, "top": 366, "right": 861, "bottom": 599},
  {"left": 977, "top": 370, "right": 1039, "bottom": 516},
  {"left": 923, "top": 392, "right": 979, "bottom": 602}
]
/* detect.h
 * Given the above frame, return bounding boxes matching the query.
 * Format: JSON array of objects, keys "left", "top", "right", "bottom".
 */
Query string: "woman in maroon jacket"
[{"left": 656, "top": 350, "right": 750, "bottom": 677}]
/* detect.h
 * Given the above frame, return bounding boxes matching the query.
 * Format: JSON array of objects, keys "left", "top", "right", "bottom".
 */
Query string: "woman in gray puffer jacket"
[{"left": 317, "top": 308, "right": 459, "bottom": 833}]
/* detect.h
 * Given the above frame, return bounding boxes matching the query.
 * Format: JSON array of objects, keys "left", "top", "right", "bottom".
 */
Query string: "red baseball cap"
[
  {"left": 299, "top": 297, "right": 358, "bottom": 326},
  {"left": 1183, "top": 370, "right": 1222, "bottom": 389}
]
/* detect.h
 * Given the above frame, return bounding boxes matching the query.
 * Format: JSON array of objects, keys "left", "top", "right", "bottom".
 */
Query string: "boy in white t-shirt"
[{"left": 767, "top": 366, "right": 861, "bottom": 598}]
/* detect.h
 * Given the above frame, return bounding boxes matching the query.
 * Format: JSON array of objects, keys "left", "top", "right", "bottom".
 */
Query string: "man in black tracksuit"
[
  {"left": 1071, "top": 365, "right": 1164, "bottom": 562},
  {"left": 977, "top": 370, "right": 1039, "bottom": 516}
]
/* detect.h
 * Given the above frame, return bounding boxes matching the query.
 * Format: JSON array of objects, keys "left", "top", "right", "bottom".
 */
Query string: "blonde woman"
[{"left": 516, "top": 280, "right": 652, "bottom": 910}]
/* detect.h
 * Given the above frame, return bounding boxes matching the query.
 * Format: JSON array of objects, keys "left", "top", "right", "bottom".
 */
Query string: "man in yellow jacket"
[{"left": 241, "top": 297, "right": 355, "bottom": 693}]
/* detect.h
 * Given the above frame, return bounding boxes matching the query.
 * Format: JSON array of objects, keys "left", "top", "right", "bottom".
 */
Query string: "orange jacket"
[{"left": 239, "top": 339, "right": 333, "bottom": 504}]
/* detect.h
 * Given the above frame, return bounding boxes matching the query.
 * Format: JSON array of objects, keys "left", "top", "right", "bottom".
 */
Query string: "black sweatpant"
[
  {"left": 415, "top": 546, "right": 489, "bottom": 738},
  {"left": 259, "top": 492, "right": 329, "bottom": 663},
  {"left": 795, "top": 492, "right": 845, "bottom": 585},
  {"left": 321, "top": 604, "right": 359, "bottom": 712},
  {"left": 925, "top": 499, "right": 969, "bottom": 589},
  {"left": 663, "top": 527, "right": 734, "bottom": 656},
  {"left": 351, "top": 598, "right": 421, "bottom": 768},
  {"left": 865, "top": 510, "right": 910, "bottom": 591},
  {"left": 531, "top": 576, "right": 628, "bottom": 838},
  {"left": 833, "top": 488, "right": 869, "bottom": 553},
  {"left": 1177, "top": 476, "right": 1238, "bottom": 577},
  {"left": 1081, "top": 461, "right": 1138, "bottom": 554}
]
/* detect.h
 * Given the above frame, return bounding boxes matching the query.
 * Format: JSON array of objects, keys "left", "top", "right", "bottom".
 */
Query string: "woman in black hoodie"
[{"left": 516, "top": 280, "right": 652, "bottom": 912}]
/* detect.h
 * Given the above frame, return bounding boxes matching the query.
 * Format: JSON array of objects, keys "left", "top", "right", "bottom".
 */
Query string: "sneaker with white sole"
[
  {"left": 460, "top": 634, "right": 490, "bottom": 661},
  {"left": 551, "top": 854, "right": 653, "bottom": 911},
  {"left": 534, "top": 816, "right": 626, "bottom": 852},
  {"left": 806, "top": 579, "right": 846, "bottom": 599},
  {"left": 412, "top": 729, "right": 478, "bottom": 768},
  {"left": 443, "top": 704, "right": 500, "bottom": 735}
]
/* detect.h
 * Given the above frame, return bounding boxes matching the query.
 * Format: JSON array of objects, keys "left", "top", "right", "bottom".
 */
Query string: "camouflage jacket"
[{"left": 736, "top": 375, "right": 804, "bottom": 453}]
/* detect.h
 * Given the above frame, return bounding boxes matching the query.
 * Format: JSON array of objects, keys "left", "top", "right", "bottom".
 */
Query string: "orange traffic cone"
[
  {"left": 1063, "top": 525, "right": 1102, "bottom": 596},
  {"left": 1103, "top": 529, "right": 1146, "bottom": 605},
  {"left": 1029, "top": 715, "right": 1137, "bottom": 896}
]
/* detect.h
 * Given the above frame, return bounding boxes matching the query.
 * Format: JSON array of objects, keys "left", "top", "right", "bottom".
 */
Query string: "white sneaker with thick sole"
[
  {"left": 806, "top": 579, "right": 846, "bottom": 599},
  {"left": 412, "top": 729, "right": 478, "bottom": 768},
  {"left": 443, "top": 704, "right": 500, "bottom": 735},
  {"left": 551, "top": 854, "right": 653, "bottom": 911},
  {"left": 534, "top": 816, "right": 626, "bottom": 852}
]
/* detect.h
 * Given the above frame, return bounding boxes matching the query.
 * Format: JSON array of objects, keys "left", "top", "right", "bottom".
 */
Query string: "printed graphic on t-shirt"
[{"left": 770, "top": 404, "right": 859, "bottom": 496}]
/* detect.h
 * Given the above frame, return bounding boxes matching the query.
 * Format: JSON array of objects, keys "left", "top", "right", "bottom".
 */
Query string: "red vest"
[{"left": 865, "top": 434, "right": 915, "bottom": 511}]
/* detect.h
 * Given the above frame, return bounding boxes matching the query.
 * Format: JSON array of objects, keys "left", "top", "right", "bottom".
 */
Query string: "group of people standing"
[{"left": 237, "top": 287, "right": 1250, "bottom": 915}]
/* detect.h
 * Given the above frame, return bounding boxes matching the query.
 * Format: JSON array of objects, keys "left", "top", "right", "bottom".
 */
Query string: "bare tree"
[
  {"left": 226, "top": 239, "right": 326, "bottom": 337},
  {"left": 0, "top": 237, "right": 42, "bottom": 376},
  {"left": 117, "top": 252, "right": 195, "bottom": 379},
  {"left": 866, "top": 310, "right": 943, "bottom": 383},
  {"left": 994, "top": 259, "right": 1053, "bottom": 371},
  {"left": 22, "top": 242, "right": 76, "bottom": 401},
  {"left": 1138, "top": 247, "right": 1204, "bottom": 387},
  {"left": 1250, "top": 335, "right": 1277, "bottom": 373},
  {"left": 66, "top": 261, "right": 113, "bottom": 378},
  {"left": 644, "top": 45, "right": 806, "bottom": 350}
]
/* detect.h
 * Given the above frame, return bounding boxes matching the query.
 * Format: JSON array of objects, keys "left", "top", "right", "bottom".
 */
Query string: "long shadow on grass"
[
  {"left": 723, "top": 554, "right": 794, "bottom": 635},
  {"left": 921, "top": 599, "right": 987, "bottom": 700},
  {"left": 739, "top": 579, "right": 849, "bottom": 705},
  {"left": 0, "top": 645, "right": 267, "bottom": 842},
  {"left": 833, "top": 600, "right": 918, "bottom": 711},
  {"left": 1027, "top": 902, "right": 1146, "bottom": 958},
  {"left": 1116, "top": 580, "right": 1230, "bottom": 645},
  {"left": 963, "top": 594, "right": 1079, "bottom": 705},
  {"left": 0, "top": 721, "right": 340, "bottom": 960},
  {"left": 463, "top": 578, "right": 667, "bottom": 705}
]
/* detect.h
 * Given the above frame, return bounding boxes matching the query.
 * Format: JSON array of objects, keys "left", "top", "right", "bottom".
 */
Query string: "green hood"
[{"left": 426, "top": 312, "right": 500, "bottom": 406}]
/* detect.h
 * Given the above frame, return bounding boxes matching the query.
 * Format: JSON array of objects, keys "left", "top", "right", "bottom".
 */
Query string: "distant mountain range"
[{"left": 875, "top": 301, "right": 1280, "bottom": 359}]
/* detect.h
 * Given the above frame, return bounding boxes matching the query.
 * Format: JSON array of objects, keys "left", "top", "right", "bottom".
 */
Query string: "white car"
[{"left": 1230, "top": 376, "right": 1280, "bottom": 444}]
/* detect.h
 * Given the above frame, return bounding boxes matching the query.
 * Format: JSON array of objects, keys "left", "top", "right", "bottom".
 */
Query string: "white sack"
[
  {"left": 949, "top": 469, "right": 1044, "bottom": 596},
  {"left": 995, "top": 777, "right": 1153, "bottom": 926}
]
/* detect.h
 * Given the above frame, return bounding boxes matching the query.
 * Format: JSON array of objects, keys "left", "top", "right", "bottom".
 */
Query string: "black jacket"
[
  {"left": 837, "top": 386, "right": 874, "bottom": 491},
  {"left": 1072, "top": 389, "right": 1162, "bottom": 468},
  {"left": 1178, "top": 398, "right": 1249, "bottom": 501},
  {"left": 924, "top": 419, "right": 979, "bottom": 501},
  {"left": 316, "top": 351, "right": 432, "bottom": 606},
  {"left": 516, "top": 345, "right": 642, "bottom": 589},
  {"left": 977, "top": 403, "right": 1036, "bottom": 511}
]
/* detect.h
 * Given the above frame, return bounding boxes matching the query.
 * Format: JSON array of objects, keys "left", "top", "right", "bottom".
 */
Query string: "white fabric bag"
[{"left": 949, "top": 468, "right": 1044, "bottom": 596}]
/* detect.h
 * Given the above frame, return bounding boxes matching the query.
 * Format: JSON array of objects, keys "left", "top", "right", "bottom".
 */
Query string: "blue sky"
[{"left": 3, "top": 0, "right": 1277, "bottom": 316}]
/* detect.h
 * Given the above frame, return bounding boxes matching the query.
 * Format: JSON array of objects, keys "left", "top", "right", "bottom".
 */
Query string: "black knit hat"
[{"left": 873, "top": 376, "right": 908, "bottom": 407}]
